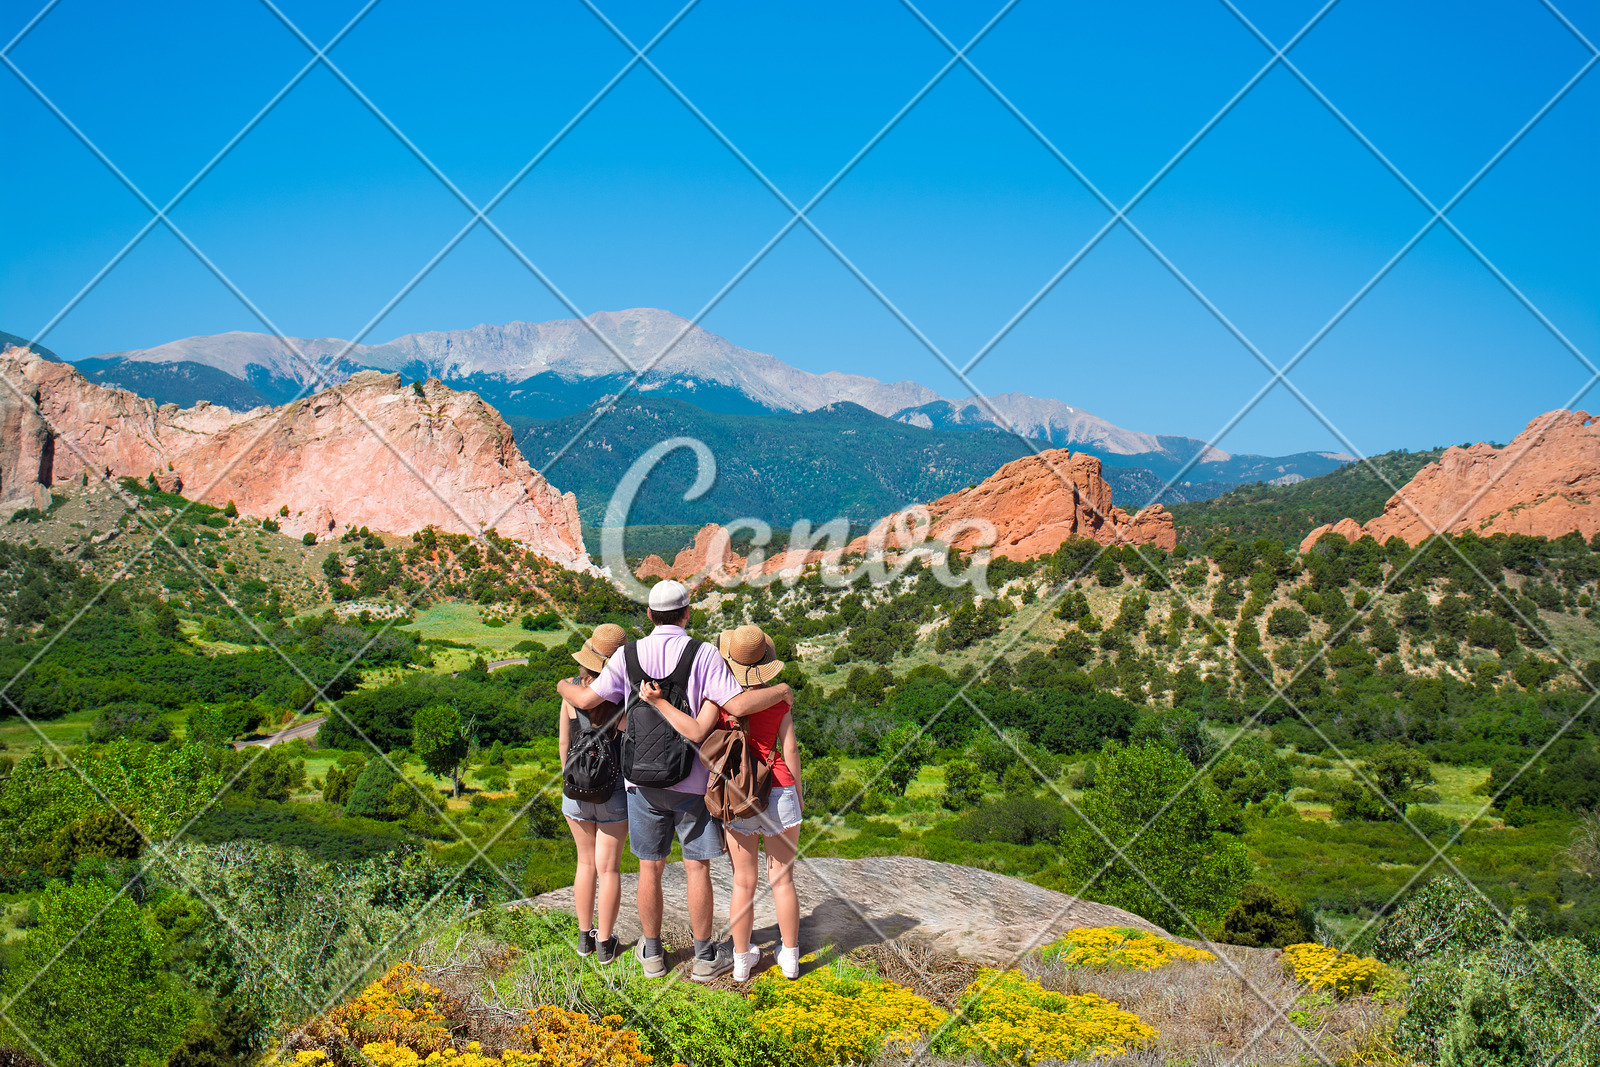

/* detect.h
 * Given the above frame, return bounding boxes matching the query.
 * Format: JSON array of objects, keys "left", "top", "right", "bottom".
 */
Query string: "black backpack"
[
  {"left": 563, "top": 703, "right": 622, "bottom": 803},
  {"left": 620, "top": 640, "right": 701, "bottom": 788}
]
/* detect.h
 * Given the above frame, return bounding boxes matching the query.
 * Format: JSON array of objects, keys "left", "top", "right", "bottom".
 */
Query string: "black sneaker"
[
  {"left": 577, "top": 929, "right": 596, "bottom": 957},
  {"left": 597, "top": 936, "right": 620, "bottom": 965}
]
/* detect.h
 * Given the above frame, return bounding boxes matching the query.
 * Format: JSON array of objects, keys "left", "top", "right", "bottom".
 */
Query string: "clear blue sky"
[{"left": 3, "top": 0, "right": 1596, "bottom": 457}]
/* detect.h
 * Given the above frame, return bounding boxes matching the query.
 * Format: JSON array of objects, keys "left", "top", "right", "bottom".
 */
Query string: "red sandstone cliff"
[
  {"left": 635, "top": 448, "right": 1176, "bottom": 586},
  {"left": 635, "top": 523, "right": 748, "bottom": 584},
  {"left": 850, "top": 449, "right": 1177, "bottom": 560},
  {"left": 1299, "top": 410, "right": 1600, "bottom": 554},
  {"left": 0, "top": 346, "right": 590, "bottom": 568}
]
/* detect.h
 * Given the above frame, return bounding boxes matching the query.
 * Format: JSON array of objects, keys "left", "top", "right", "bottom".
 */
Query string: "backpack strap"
[
  {"left": 666, "top": 638, "right": 701, "bottom": 693},
  {"left": 624, "top": 641, "right": 648, "bottom": 687}
]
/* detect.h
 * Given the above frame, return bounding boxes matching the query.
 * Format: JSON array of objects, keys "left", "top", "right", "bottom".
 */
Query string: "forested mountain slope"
[{"left": 1169, "top": 448, "right": 1447, "bottom": 547}]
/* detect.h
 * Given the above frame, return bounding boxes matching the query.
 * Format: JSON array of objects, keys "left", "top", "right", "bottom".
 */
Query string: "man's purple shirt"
[{"left": 589, "top": 624, "right": 740, "bottom": 794}]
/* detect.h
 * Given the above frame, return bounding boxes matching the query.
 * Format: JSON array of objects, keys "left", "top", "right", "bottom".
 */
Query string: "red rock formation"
[
  {"left": 851, "top": 449, "right": 1176, "bottom": 560},
  {"left": 1299, "top": 410, "right": 1600, "bottom": 554},
  {"left": 634, "top": 523, "right": 748, "bottom": 584},
  {"left": 0, "top": 346, "right": 591, "bottom": 567}
]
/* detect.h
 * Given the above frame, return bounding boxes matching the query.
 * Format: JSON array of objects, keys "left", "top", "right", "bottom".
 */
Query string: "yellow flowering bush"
[
  {"left": 1038, "top": 926, "right": 1216, "bottom": 971},
  {"left": 949, "top": 968, "right": 1157, "bottom": 1065},
  {"left": 282, "top": 965, "right": 656, "bottom": 1066},
  {"left": 1282, "top": 943, "right": 1391, "bottom": 997},
  {"left": 749, "top": 959, "right": 948, "bottom": 1065}
]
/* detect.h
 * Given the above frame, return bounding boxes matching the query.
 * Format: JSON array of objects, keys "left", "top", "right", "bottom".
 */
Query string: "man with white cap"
[{"left": 558, "top": 578, "right": 791, "bottom": 980}]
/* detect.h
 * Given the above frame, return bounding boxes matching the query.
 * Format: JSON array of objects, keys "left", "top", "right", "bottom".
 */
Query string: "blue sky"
[{"left": 2, "top": 0, "right": 1596, "bottom": 458}]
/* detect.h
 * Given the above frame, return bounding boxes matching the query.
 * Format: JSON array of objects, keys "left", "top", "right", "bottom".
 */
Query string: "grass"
[
  {"left": 409, "top": 602, "right": 569, "bottom": 657},
  {"left": 0, "top": 706, "right": 97, "bottom": 750}
]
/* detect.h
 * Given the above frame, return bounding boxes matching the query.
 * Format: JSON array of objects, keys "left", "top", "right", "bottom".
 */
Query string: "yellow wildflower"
[
  {"left": 1281, "top": 943, "right": 1391, "bottom": 998},
  {"left": 1039, "top": 926, "right": 1215, "bottom": 971},
  {"left": 952, "top": 968, "right": 1157, "bottom": 1065},
  {"left": 750, "top": 959, "right": 947, "bottom": 1065}
]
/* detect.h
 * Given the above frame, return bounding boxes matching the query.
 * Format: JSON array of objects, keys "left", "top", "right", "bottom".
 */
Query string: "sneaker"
[
  {"left": 597, "top": 936, "right": 620, "bottom": 965},
  {"left": 777, "top": 945, "right": 800, "bottom": 980},
  {"left": 634, "top": 941, "right": 667, "bottom": 979},
  {"left": 691, "top": 942, "right": 734, "bottom": 982},
  {"left": 731, "top": 947, "right": 763, "bottom": 982},
  {"left": 576, "top": 929, "right": 596, "bottom": 957}
]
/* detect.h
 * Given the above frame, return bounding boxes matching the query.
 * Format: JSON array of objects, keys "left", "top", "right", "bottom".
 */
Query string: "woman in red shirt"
[{"left": 715, "top": 626, "right": 803, "bottom": 980}]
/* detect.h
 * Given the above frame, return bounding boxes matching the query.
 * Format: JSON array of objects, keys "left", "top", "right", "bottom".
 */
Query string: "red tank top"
[{"left": 722, "top": 702, "right": 795, "bottom": 787}]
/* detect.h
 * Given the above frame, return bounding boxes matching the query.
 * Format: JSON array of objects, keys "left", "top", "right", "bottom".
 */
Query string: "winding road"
[{"left": 232, "top": 715, "right": 326, "bottom": 750}]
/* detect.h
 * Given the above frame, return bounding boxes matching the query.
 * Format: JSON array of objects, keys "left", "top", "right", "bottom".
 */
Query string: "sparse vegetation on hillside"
[{"left": 1169, "top": 446, "right": 1447, "bottom": 546}]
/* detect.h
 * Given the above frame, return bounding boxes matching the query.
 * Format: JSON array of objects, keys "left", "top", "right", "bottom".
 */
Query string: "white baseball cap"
[{"left": 647, "top": 579, "right": 691, "bottom": 612}]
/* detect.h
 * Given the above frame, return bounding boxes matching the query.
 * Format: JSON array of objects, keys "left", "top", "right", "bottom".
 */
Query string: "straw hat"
[
  {"left": 572, "top": 622, "right": 627, "bottom": 674},
  {"left": 718, "top": 624, "right": 785, "bottom": 687}
]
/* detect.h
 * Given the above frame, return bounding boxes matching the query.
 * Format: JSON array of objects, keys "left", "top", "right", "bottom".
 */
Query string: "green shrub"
[
  {"left": 1219, "top": 883, "right": 1314, "bottom": 948},
  {"left": 1374, "top": 877, "right": 1504, "bottom": 968},
  {"left": 941, "top": 758, "right": 987, "bottom": 810},
  {"left": 1, "top": 880, "right": 192, "bottom": 1067},
  {"left": 956, "top": 796, "right": 1069, "bottom": 846}
]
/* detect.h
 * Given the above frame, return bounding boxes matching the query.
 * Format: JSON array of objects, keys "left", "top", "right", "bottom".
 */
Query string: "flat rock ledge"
[{"left": 508, "top": 855, "right": 1199, "bottom": 967}]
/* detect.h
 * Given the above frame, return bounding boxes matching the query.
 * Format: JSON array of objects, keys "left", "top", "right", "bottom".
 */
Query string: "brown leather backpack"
[{"left": 699, "top": 718, "right": 775, "bottom": 822}]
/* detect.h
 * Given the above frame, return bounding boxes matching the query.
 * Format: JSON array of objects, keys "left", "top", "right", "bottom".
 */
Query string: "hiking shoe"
[
  {"left": 777, "top": 945, "right": 800, "bottom": 980},
  {"left": 691, "top": 942, "right": 734, "bottom": 982},
  {"left": 576, "top": 929, "right": 596, "bottom": 957},
  {"left": 634, "top": 941, "right": 667, "bottom": 979},
  {"left": 597, "top": 936, "right": 620, "bottom": 965},
  {"left": 732, "top": 947, "right": 763, "bottom": 982}
]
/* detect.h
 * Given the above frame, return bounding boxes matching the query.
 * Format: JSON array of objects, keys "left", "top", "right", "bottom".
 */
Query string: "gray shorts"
[
  {"left": 723, "top": 785, "right": 804, "bottom": 837},
  {"left": 626, "top": 786, "right": 725, "bottom": 862},
  {"left": 562, "top": 790, "right": 629, "bottom": 824}
]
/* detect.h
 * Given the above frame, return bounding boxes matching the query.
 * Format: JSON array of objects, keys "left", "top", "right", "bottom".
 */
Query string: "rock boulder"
[{"left": 1299, "top": 410, "right": 1600, "bottom": 553}]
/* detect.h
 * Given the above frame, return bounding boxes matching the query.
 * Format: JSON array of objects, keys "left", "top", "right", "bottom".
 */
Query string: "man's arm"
[
  {"left": 722, "top": 683, "right": 792, "bottom": 718},
  {"left": 556, "top": 676, "right": 604, "bottom": 710}
]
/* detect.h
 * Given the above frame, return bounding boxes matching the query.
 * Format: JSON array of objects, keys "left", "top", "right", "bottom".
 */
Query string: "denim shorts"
[
  {"left": 723, "top": 785, "right": 803, "bottom": 837},
  {"left": 562, "top": 789, "right": 629, "bottom": 824},
  {"left": 626, "top": 786, "right": 725, "bottom": 862}
]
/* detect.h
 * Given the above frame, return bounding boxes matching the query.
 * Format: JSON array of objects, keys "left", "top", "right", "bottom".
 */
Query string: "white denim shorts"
[{"left": 723, "top": 785, "right": 803, "bottom": 837}]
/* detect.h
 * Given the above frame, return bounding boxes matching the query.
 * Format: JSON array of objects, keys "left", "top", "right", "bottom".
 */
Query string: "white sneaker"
[
  {"left": 777, "top": 945, "right": 800, "bottom": 980},
  {"left": 732, "top": 948, "right": 762, "bottom": 982}
]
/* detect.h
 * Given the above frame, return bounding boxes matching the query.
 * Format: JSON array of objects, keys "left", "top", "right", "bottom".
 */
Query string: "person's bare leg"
[
  {"left": 637, "top": 858, "right": 665, "bottom": 940},
  {"left": 765, "top": 826, "right": 801, "bottom": 950},
  {"left": 683, "top": 858, "right": 715, "bottom": 941},
  {"left": 725, "top": 830, "right": 761, "bottom": 953},
  {"left": 566, "top": 816, "right": 598, "bottom": 932},
  {"left": 594, "top": 821, "right": 627, "bottom": 942}
]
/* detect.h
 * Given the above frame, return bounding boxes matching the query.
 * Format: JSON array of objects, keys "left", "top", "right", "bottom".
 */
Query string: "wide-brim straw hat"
[
  {"left": 572, "top": 622, "right": 627, "bottom": 674},
  {"left": 719, "top": 624, "right": 785, "bottom": 686}
]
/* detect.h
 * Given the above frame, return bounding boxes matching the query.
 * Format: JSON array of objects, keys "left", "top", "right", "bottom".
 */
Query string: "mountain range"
[
  {"left": 39, "top": 309, "right": 1353, "bottom": 528},
  {"left": 70, "top": 308, "right": 1344, "bottom": 467}
]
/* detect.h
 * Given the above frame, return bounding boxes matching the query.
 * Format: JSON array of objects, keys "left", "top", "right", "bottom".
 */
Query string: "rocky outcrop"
[
  {"left": 851, "top": 449, "right": 1176, "bottom": 560},
  {"left": 0, "top": 369, "right": 53, "bottom": 513},
  {"left": 636, "top": 523, "right": 749, "bottom": 584},
  {"left": 631, "top": 450, "right": 1176, "bottom": 587},
  {"left": 1299, "top": 410, "right": 1600, "bottom": 554},
  {"left": 0, "top": 346, "right": 591, "bottom": 567},
  {"left": 513, "top": 856, "right": 1190, "bottom": 965}
]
